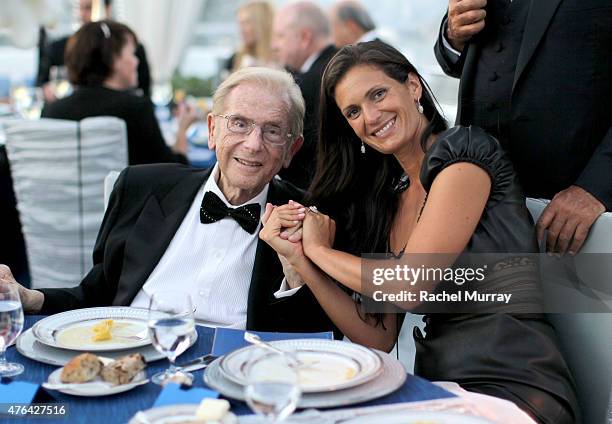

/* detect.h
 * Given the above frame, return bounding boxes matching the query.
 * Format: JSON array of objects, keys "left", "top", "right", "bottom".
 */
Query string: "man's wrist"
[{"left": 445, "top": 25, "right": 465, "bottom": 53}]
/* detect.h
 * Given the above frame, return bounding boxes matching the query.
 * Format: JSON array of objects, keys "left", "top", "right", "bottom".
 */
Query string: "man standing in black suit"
[
  {"left": 37, "top": 0, "right": 151, "bottom": 101},
  {"left": 434, "top": 0, "right": 612, "bottom": 255},
  {"left": 1, "top": 67, "right": 335, "bottom": 334},
  {"left": 272, "top": 1, "right": 338, "bottom": 189}
]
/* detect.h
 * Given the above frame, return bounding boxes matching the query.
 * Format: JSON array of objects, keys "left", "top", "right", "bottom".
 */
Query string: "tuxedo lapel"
[
  {"left": 113, "top": 168, "right": 212, "bottom": 305},
  {"left": 512, "top": 0, "right": 562, "bottom": 91},
  {"left": 245, "top": 179, "right": 293, "bottom": 329}
]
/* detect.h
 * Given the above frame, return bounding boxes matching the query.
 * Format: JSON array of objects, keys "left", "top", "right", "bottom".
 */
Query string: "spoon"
[{"left": 243, "top": 332, "right": 303, "bottom": 367}]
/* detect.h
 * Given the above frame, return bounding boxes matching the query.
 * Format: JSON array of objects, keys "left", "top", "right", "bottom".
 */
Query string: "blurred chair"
[
  {"left": 103, "top": 170, "right": 120, "bottom": 210},
  {"left": 4, "top": 117, "right": 127, "bottom": 289},
  {"left": 526, "top": 197, "right": 612, "bottom": 424}
]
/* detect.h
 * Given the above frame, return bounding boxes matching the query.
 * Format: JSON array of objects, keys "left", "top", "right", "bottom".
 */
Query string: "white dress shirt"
[
  {"left": 130, "top": 164, "right": 269, "bottom": 329},
  {"left": 300, "top": 49, "right": 324, "bottom": 73},
  {"left": 357, "top": 30, "right": 378, "bottom": 43}
]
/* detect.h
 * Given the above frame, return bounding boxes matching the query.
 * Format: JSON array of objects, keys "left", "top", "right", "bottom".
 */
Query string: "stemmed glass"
[
  {"left": 244, "top": 349, "right": 301, "bottom": 422},
  {"left": 147, "top": 291, "right": 195, "bottom": 385},
  {"left": 0, "top": 282, "right": 24, "bottom": 377}
]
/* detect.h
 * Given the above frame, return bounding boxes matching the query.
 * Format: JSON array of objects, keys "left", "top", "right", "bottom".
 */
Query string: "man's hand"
[
  {"left": 536, "top": 186, "right": 606, "bottom": 255},
  {"left": 0, "top": 265, "right": 44, "bottom": 313},
  {"left": 447, "top": 0, "right": 487, "bottom": 52},
  {"left": 41, "top": 83, "right": 57, "bottom": 103},
  {"left": 260, "top": 203, "right": 305, "bottom": 264}
]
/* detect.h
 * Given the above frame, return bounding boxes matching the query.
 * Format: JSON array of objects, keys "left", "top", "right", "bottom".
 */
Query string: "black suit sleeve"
[
  {"left": 575, "top": 126, "right": 612, "bottom": 210},
  {"left": 135, "top": 43, "right": 151, "bottom": 98},
  {"left": 39, "top": 168, "right": 130, "bottom": 313},
  {"left": 268, "top": 286, "right": 341, "bottom": 338},
  {"left": 434, "top": 12, "right": 466, "bottom": 79},
  {"left": 126, "top": 99, "right": 188, "bottom": 165},
  {"left": 36, "top": 38, "right": 66, "bottom": 86}
]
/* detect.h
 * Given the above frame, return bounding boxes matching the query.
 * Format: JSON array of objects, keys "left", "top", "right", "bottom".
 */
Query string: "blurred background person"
[
  {"left": 36, "top": 0, "right": 151, "bottom": 102},
  {"left": 329, "top": 0, "right": 378, "bottom": 47},
  {"left": 434, "top": 0, "right": 612, "bottom": 255},
  {"left": 42, "top": 20, "right": 196, "bottom": 165},
  {"left": 221, "top": 0, "right": 276, "bottom": 79},
  {"left": 272, "top": 0, "right": 337, "bottom": 189}
]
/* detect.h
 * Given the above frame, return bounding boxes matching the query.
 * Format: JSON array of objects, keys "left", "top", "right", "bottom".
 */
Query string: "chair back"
[
  {"left": 526, "top": 197, "right": 612, "bottom": 424},
  {"left": 104, "top": 170, "right": 121, "bottom": 210},
  {"left": 5, "top": 117, "right": 127, "bottom": 288}
]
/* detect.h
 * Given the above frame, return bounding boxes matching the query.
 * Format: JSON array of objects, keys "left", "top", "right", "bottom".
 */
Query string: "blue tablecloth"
[{"left": 3, "top": 316, "right": 454, "bottom": 424}]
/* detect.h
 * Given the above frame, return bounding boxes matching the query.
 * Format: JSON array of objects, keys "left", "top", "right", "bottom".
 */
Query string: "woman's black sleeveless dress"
[{"left": 414, "top": 126, "right": 579, "bottom": 424}]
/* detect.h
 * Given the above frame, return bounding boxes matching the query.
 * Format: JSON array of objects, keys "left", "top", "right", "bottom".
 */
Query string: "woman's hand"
[
  {"left": 302, "top": 209, "right": 336, "bottom": 258},
  {"left": 259, "top": 203, "right": 305, "bottom": 264}
]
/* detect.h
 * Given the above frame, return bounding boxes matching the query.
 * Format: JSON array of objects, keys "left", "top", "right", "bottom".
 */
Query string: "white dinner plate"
[
  {"left": 219, "top": 339, "right": 382, "bottom": 393},
  {"left": 16, "top": 327, "right": 197, "bottom": 366},
  {"left": 44, "top": 357, "right": 148, "bottom": 397},
  {"left": 341, "top": 410, "right": 495, "bottom": 424},
  {"left": 128, "top": 405, "right": 238, "bottom": 424},
  {"left": 205, "top": 348, "right": 406, "bottom": 408},
  {"left": 32, "top": 307, "right": 164, "bottom": 351}
]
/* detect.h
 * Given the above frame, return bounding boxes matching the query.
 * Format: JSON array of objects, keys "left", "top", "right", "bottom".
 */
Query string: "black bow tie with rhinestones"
[{"left": 199, "top": 191, "right": 261, "bottom": 234}]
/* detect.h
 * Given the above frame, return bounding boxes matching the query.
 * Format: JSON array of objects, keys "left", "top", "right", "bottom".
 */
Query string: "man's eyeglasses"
[{"left": 216, "top": 114, "right": 292, "bottom": 146}]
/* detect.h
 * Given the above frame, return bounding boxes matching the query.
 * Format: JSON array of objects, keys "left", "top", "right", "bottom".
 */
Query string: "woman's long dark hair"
[{"left": 307, "top": 41, "right": 448, "bottom": 256}]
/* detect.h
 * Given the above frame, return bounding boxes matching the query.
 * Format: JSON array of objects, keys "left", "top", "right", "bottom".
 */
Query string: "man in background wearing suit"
[
  {"left": 37, "top": 0, "right": 151, "bottom": 101},
  {"left": 329, "top": 0, "right": 378, "bottom": 47},
  {"left": 1, "top": 67, "right": 335, "bottom": 334},
  {"left": 272, "top": 1, "right": 338, "bottom": 189},
  {"left": 434, "top": 0, "right": 612, "bottom": 255}
]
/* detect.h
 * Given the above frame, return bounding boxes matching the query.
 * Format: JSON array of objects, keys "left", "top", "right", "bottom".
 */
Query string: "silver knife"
[{"left": 178, "top": 354, "right": 217, "bottom": 372}]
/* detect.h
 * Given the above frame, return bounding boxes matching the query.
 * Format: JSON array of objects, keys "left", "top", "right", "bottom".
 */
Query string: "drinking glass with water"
[
  {"left": 0, "top": 282, "right": 24, "bottom": 377},
  {"left": 244, "top": 349, "right": 301, "bottom": 422},
  {"left": 147, "top": 291, "right": 195, "bottom": 385}
]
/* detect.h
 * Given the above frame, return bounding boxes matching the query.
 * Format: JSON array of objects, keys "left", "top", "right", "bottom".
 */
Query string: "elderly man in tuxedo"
[
  {"left": 0, "top": 67, "right": 335, "bottom": 334},
  {"left": 435, "top": 0, "right": 612, "bottom": 255}
]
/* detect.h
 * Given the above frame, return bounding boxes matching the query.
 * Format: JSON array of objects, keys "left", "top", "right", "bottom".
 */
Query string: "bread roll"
[
  {"left": 60, "top": 353, "right": 103, "bottom": 383},
  {"left": 101, "top": 353, "right": 146, "bottom": 385}
]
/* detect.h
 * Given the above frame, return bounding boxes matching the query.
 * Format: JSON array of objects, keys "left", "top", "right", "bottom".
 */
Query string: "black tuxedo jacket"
[
  {"left": 40, "top": 164, "right": 336, "bottom": 333},
  {"left": 434, "top": 0, "right": 612, "bottom": 209},
  {"left": 279, "top": 45, "right": 338, "bottom": 189}
]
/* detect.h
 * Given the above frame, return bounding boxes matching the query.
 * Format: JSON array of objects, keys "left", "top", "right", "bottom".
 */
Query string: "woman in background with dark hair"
[
  {"left": 260, "top": 41, "right": 578, "bottom": 424},
  {"left": 42, "top": 20, "right": 195, "bottom": 165}
]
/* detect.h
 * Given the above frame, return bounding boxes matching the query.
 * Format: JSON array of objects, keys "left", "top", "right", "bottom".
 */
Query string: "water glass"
[
  {"left": 0, "top": 282, "right": 24, "bottom": 377},
  {"left": 147, "top": 291, "right": 195, "bottom": 385},
  {"left": 244, "top": 349, "right": 301, "bottom": 422}
]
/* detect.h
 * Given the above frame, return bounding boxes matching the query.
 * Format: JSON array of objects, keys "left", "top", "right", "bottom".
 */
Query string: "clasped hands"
[{"left": 259, "top": 200, "right": 335, "bottom": 284}]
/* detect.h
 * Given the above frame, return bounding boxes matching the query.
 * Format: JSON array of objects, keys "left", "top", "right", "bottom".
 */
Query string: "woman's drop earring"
[
  {"left": 360, "top": 140, "right": 366, "bottom": 154},
  {"left": 416, "top": 99, "right": 424, "bottom": 114}
]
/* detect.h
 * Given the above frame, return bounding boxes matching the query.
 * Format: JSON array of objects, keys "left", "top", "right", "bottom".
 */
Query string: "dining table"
[{"left": 1, "top": 315, "right": 464, "bottom": 424}]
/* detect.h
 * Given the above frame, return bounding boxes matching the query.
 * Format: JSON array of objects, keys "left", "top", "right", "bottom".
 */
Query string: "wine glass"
[
  {"left": 147, "top": 291, "right": 195, "bottom": 385},
  {"left": 0, "top": 282, "right": 25, "bottom": 377},
  {"left": 244, "top": 349, "right": 301, "bottom": 422}
]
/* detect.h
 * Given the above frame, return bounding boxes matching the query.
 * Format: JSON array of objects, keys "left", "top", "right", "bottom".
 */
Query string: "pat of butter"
[
  {"left": 196, "top": 399, "right": 230, "bottom": 421},
  {"left": 345, "top": 367, "right": 357, "bottom": 379},
  {"left": 91, "top": 319, "right": 114, "bottom": 341}
]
